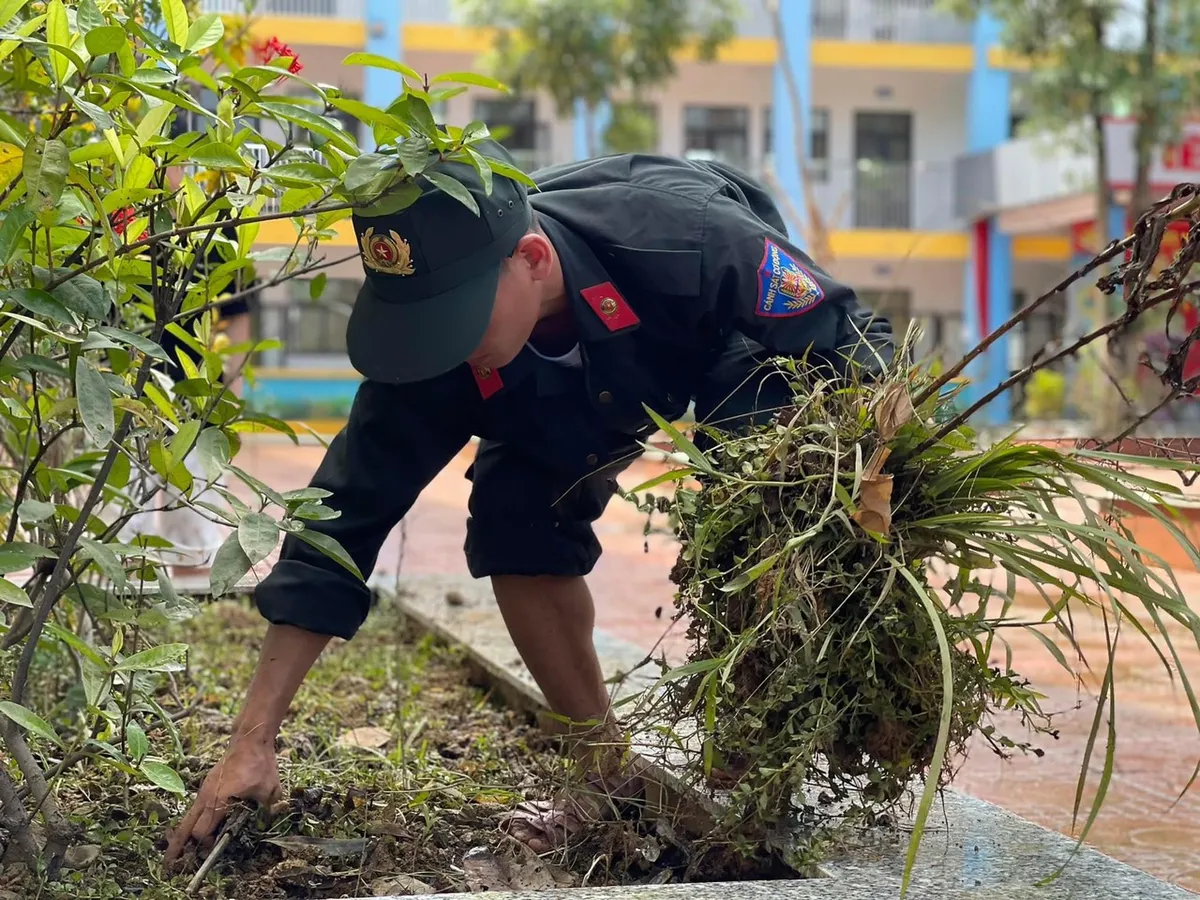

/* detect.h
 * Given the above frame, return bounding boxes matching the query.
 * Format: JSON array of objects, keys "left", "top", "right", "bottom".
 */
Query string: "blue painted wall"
[
  {"left": 962, "top": 13, "right": 1013, "bottom": 426},
  {"left": 362, "top": 0, "right": 404, "bottom": 151},
  {"left": 769, "top": 0, "right": 812, "bottom": 248}
]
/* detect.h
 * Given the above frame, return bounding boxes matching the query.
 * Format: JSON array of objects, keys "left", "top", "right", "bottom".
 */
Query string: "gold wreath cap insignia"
[{"left": 360, "top": 226, "right": 415, "bottom": 276}]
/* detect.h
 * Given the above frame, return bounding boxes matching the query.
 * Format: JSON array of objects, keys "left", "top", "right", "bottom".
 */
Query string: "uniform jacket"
[{"left": 255, "top": 153, "right": 895, "bottom": 639}]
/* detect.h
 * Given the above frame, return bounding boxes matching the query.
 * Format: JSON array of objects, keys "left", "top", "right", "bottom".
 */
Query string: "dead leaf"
[
  {"left": 369, "top": 874, "right": 435, "bottom": 896},
  {"left": 872, "top": 382, "right": 916, "bottom": 441},
  {"left": 64, "top": 844, "right": 101, "bottom": 868},
  {"left": 445, "top": 590, "right": 466, "bottom": 607},
  {"left": 336, "top": 726, "right": 392, "bottom": 750},
  {"left": 852, "top": 474, "right": 894, "bottom": 535},
  {"left": 863, "top": 445, "right": 891, "bottom": 480},
  {"left": 506, "top": 842, "right": 575, "bottom": 889},
  {"left": 462, "top": 846, "right": 511, "bottom": 891},
  {"left": 264, "top": 835, "right": 367, "bottom": 859}
]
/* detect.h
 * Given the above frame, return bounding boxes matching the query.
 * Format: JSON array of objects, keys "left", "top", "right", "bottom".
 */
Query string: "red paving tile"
[{"left": 234, "top": 438, "right": 1200, "bottom": 892}]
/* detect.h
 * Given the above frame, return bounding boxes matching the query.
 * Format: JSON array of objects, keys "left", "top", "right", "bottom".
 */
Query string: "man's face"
[{"left": 466, "top": 233, "right": 554, "bottom": 372}]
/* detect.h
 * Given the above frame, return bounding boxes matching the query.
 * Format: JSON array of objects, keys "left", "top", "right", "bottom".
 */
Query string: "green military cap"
[{"left": 347, "top": 140, "right": 532, "bottom": 383}]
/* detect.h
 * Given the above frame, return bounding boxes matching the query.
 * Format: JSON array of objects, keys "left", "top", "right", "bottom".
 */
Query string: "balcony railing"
[
  {"left": 805, "top": 159, "right": 959, "bottom": 232},
  {"left": 200, "top": 0, "right": 364, "bottom": 18},
  {"left": 812, "top": 0, "right": 973, "bottom": 44}
]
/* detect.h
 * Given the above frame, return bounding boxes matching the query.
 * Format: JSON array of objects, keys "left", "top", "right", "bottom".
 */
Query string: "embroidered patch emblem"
[
  {"left": 755, "top": 238, "right": 824, "bottom": 317},
  {"left": 360, "top": 227, "right": 415, "bottom": 276},
  {"left": 580, "top": 282, "right": 640, "bottom": 332},
  {"left": 472, "top": 364, "right": 503, "bottom": 400}
]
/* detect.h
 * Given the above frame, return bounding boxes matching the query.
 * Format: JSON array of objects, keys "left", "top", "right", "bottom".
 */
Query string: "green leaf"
[
  {"left": 140, "top": 759, "right": 185, "bottom": 795},
  {"left": 350, "top": 180, "right": 422, "bottom": 218},
  {"left": 341, "top": 52, "right": 420, "bottom": 82},
  {"left": 483, "top": 155, "right": 538, "bottom": 189},
  {"left": 159, "top": 0, "right": 188, "bottom": 47},
  {"left": 125, "top": 721, "right": 149, "bottom": 763},
  {"left": 282, "top": 487, "right": 333, "bottom": 502},
  {"left": 210, "top": 530, "right": 253, "bottom": 597},
  {"left": 54, "top": 274, "right": 109, "bottom": 320},
  {"left": 4, "top": 288, "right": 73, "bottom": 325},
  {"left": 256, "top": 101, "right": 358, "bottom": 155},
  {"left": 17, "top": 499, "right": 54, "bottom": 523},
  {"left": 188, "top": 142, "right": 251, "bottom": 171},
  {"left": 23, "top": 137, "right": 69, "bottom": 213},
  {"left": 0, "top": 701, "right": 64, "bottom": 748},
  {"left": 96, "top": 325, "right": 169, "bottom": 361},
  {"left": 293, "top": 528, "right": 363, "bottom": 581},
  {"left": 45, "top": 0, "right": 69, "bottom": 83},
  {"left": 309, "top": 272, "right": 327, "bottom": 300},
  {"left": 327, "top": 96, "right": 407, "bottom": 132},
  {"left": 0, "top": 0, "right": 30, "bottom": 30},
  {"left": 0, "top": 209, "right": 33, "bottom": 264},
  {"left": 84, "top": 24, "right": 124, "bottom": 55},
  {"left": 79, "top": 537, "right": 126, "bottom": 587},
  {"left": 396, "top": 135, "right": 432, "bottom": 176},
  {"left": 0, "top": 542, "right": 53, "bottom": 574},
  {"left": 196, "top": 427, "right": 231, "bottom": 481},
  {"left": 76, "top": 0, "right": 103, "bottom": 32},
  {"left": 429, "top": 71, "right": 509, "bottom": 92},
  {"left": 420, "top": 171, "right": 478, "bottom": 216},
  {"left": 263, "top": 162, "right": 336, "bottom": 185},
  {"left": 68, "top": 91, "right": 115, "bottom": 132},
  {"left": 293, "top": 502, "right": 339, "bottom": 521},
  {"left": 238, "top": 511, "right": 279, "bottom": 565},
  {"left": 115, "top": 643, "right": 188, "bottom": 673},
  {"left": 76, "top": 359, "right": 115, "bottom": 446},
  {"left": 895, "top": 564, "right": 955, "bottom": 900},
  {"left": 0, "top": 577, "right": 31, "bottom": 607},
  {"left": 185, "top": 12, "right": 223, "bottom": 51}
]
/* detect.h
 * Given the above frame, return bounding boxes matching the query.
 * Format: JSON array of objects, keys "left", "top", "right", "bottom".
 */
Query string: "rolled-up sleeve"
[{"left": 254, "top": 378, "right": 471, "bottom": 639}]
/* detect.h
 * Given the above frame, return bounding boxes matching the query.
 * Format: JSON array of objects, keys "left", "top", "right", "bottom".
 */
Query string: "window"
[
  {"left": 761, "top": 106, "right": 829, "bottom": 181},
  {"left": 284, "top": 278, "right": 354, "bottom": 356},
  {"left": 684, "top": 105, "right": 749, "bottom": 171},
  {"left": 473, "top": 98, "right": 546, "bottom": 171},
  {"left": 809, "top": 108, "right": 830, "bottom": 182}
]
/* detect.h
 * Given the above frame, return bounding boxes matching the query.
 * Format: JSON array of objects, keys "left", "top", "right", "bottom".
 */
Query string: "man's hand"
[{"left": 164, "top": 737, "right": 281, "bottom": 866}]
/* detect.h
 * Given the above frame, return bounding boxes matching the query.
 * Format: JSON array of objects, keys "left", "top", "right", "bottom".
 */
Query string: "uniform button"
[
  {"left": 598, "top": 391, "right": 613, "bottom": 404},
  {"left": 586, "top": 453, "right": 599, "bottom": 466}
]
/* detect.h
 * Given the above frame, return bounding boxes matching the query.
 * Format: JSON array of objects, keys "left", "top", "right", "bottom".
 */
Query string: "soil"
[{"left": 2, "top": 596, "right": 799, "bottom": 899}]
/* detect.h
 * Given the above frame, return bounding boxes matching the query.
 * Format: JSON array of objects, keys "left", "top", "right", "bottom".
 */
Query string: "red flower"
[
  {"left": 257, "top": 36, "right": 303, "bottom": 74},
  {"left": 109, "top": 206, "right": 149, "bottom": 242}
]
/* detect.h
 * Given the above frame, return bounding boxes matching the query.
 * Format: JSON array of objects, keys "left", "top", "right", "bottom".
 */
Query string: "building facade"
[{"left": 217, "top": 0, "right": 1104, "bottom": 426}]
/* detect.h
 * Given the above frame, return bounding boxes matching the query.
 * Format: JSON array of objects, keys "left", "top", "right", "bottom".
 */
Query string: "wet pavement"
[{"left": 234, "top": 438, "right": 1200, "bottom": 893}]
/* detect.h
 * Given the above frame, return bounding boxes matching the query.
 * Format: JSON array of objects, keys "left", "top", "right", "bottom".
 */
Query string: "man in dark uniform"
[{"left": 165, "top": 142, "right": 894, "bottom": 861}]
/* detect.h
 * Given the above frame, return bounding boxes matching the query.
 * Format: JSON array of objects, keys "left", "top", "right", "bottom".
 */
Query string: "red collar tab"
[
  {"left": 580, "top": 282, "right": 639, "bottom": 332},
  {"left": 472, "top": 364, "right": 503, "bottom": 400}
]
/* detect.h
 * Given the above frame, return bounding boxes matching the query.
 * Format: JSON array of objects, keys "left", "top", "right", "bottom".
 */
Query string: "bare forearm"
[{"left": 231, "top": 623, "right": 331, "bottom": 745}]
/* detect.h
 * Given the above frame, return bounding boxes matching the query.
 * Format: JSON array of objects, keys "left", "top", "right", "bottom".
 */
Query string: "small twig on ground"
[{"left": 186, "top": 805, "right": 252, "bottom": 895}]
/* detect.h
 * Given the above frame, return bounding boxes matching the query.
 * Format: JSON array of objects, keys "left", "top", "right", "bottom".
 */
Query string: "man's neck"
[{"left": 529, "top": 235, "right": 575, "bottom": 354}]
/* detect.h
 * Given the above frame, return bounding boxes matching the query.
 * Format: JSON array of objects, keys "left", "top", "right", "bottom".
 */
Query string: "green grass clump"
[{"left": 624, "top": 335, "right": 1200, "bottom": 891}]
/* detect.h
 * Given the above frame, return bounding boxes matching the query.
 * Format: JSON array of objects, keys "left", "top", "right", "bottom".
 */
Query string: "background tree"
[
  {"left": 456, "top": 0, "right": 738, "bottom": 158},
  {"left": 946, "top": 0, "right": 1200, "bottom": 427}
]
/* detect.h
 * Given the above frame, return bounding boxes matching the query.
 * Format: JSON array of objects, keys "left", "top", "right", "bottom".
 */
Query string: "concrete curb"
[{"left": 364, "top": 573, "right": 1198, "bottom": 900}]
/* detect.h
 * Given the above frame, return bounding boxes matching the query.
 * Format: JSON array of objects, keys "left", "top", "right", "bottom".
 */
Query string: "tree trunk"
[{"left": 1130, "top": 0, "right": 1159, "bottom": 220}]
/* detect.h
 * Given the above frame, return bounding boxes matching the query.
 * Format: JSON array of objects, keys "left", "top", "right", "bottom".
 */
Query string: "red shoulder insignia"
[
  {"left": 472, "top": 364, "right": 503, "bottom": 400},
  {"left": 580, "top": 282, "right": 640, "bottom": 332}
]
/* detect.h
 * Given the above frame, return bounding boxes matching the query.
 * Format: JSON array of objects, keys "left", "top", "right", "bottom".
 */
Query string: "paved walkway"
[{"left": 234, "top": 438, "right": 1200, "bottom": 892}]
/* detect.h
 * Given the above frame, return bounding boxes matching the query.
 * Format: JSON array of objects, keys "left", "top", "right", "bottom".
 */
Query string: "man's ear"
[{"left": 515, "top": 233, "right": 554, "bottom": 279}]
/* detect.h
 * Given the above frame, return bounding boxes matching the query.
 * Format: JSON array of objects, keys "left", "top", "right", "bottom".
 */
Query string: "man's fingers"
[
  {"left": 164, "top": 798, "right": 226, "bottom": 866},
  {"left": 165, "top": 802, "right": 203, "bottom": 864}
]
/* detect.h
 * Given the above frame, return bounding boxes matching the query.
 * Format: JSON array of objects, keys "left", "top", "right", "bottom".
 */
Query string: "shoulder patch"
[{"left": 755, "top": 238, "right": 825, "bottom": 318}]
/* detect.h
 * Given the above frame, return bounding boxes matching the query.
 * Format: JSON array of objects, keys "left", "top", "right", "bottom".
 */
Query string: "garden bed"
[{"left": 1, "top": 593, "right": 794, "bottom": 900}]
